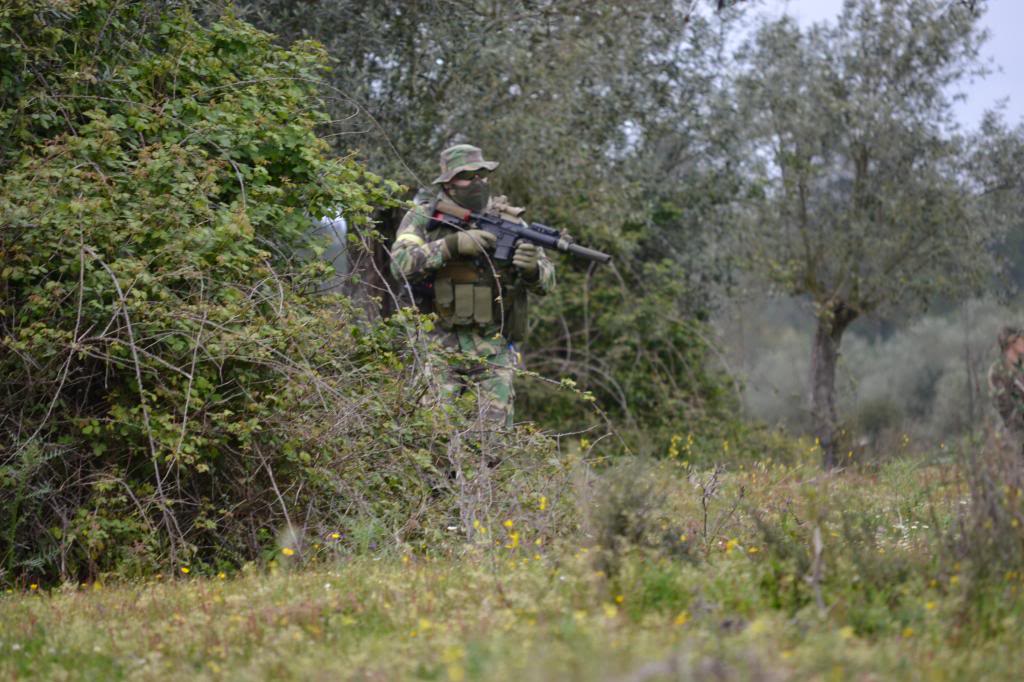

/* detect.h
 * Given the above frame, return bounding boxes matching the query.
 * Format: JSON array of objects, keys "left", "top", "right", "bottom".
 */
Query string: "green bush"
[
  {"left": 519, "top": 258, "right": 739, "bottom": 457},
  {"left": 0, "top": 2, "right": 581, "bottom": 584},
  {"left": 0, "top": 1, "right": 753, "bottom": 588},
  {"left": 944, "top": 435, "right": 1024, "bottom": 631}
]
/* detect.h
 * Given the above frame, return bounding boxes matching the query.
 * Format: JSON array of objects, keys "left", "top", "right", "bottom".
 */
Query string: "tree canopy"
[
  {"left": 732, "top": 0, "right": 1015, "bottom": 466},
  {"left": 236, "top": 0, "right": 748, "bottom": 443}
]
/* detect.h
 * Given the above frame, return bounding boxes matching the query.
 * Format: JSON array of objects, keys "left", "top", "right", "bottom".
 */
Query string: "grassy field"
[{"left": 4, "top": 446, "right": 1024, "bottom": 681}]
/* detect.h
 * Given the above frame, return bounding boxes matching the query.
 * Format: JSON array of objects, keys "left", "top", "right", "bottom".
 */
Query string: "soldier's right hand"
[{"left": 447, "top": 229, "right": 496, "bottom": 257}]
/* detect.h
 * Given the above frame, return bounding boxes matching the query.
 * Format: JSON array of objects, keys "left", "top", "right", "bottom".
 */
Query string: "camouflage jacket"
[
  {"left": 389, "top": 192, "right": 555, "bottom": 341},
  {"left": 989, "top": 359, "right": 1024, "bottom": 435},
  {"left": 389, "top": 192, "right": 555, "bottom": 294}
]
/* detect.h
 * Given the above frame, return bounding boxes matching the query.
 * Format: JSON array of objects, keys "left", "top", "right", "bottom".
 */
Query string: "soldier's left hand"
[{"left": 512, "top": 242, "right": 540, "bottom": 277}]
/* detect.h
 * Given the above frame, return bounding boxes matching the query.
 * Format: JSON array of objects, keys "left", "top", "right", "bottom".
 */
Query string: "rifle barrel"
[{"left": 564, "top": 242, "right": 611, "bottom": 264}]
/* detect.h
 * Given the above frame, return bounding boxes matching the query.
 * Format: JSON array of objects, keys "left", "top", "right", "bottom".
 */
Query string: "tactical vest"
[{"left": 427, "top": 195, "right": 530, "bottom": 341}]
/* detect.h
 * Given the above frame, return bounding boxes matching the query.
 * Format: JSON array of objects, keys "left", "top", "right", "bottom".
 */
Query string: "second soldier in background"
[{"left": 990, "top": 326, "right": 1024, "bottom": 451}]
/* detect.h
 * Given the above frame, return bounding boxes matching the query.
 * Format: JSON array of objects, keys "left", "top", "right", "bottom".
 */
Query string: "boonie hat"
[{"left": 432, "top": 144, "right": 499, "bottom": 184}]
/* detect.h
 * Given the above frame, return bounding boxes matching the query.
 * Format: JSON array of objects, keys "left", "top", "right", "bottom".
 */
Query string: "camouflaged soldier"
[
  {"left": 390, "top": 144, "right": 555, "bottom": 431},
  {"left": 989, "top": 326, "right": 1024, "bottom": 444}
]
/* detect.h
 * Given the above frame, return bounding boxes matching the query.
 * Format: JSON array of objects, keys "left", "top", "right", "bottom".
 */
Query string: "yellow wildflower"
[
  {"left": 282, "top": 547, "right": 295, "bottom": 557},
  {"left": 673, "top": 611, "right": 689, "bottom": 626},
  {"left": 180, "top": 567, "right": 190, "bottom": 575},
  {"left": 330, "top": 532, "right": 341, "bottom": 540},
  {"left": 747, "top": 618, "right": 770, "bottom": 635},
  {"left": 503, "top": 519, "right": 514, "bottom": 528},
  {"left": 668, "top": 434, "right": 681, "bottom": 459}
]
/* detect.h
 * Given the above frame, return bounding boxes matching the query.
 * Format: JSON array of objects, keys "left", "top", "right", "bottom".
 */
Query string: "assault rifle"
[{"left": 430, "top": 199, "right": 612, "bottom": 265}]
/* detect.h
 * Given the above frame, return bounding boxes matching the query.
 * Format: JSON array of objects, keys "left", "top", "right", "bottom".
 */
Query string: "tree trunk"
[{"left": 809, "top": 302, "right": 857, "bottom": 469}]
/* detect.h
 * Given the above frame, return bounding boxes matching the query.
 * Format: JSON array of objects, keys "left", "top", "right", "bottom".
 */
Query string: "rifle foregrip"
[{"left": 435, "top": 199, "right": 471, "bottom": 220}]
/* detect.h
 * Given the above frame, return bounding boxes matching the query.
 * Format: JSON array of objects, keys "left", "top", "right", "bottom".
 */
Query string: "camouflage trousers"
[{"left": 425, "top": 326, "right": 517, "bottom": 432}]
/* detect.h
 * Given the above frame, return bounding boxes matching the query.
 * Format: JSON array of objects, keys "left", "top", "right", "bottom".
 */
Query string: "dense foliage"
[
  {"left": 0, "top": 2, "right": 570, "bottom": 582},
  {"left": 236, "top": 0, "right": 745, "bottom": 449},
  {"left": 5, "top": 0, "right": 1023, "bottom": 595},
  {"left": 7, "top": 6, "right": 1024, "bottom": 679}
]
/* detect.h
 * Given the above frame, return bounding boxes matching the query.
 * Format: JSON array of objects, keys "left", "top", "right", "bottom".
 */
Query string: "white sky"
[{"left": 766, "top": 0, "right": 1024, "bottom": 128}]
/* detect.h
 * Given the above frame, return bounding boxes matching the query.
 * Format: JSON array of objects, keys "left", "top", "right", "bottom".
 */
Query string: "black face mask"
[{"left": 447, "top": 179, "right": 490, "bottom": 212}]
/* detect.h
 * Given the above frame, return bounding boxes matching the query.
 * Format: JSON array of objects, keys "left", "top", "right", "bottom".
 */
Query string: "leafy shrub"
[
  {"left": 943, "top": 434, "right": 1024, "bottom": 630},
  {"left": 745, "top": 464, "right": 938, "bottom": 636},
  {"left": 520, "top": 258, "right": 739, "bottom": 457},
  {"left": 0, "top": 2, "right": 580, "bottom": 584},
  {"left": 585, "top": 458, "right": 704, "bottom": 580}
]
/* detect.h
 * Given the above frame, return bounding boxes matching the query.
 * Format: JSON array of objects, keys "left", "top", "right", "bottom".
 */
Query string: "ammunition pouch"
[
  {"left": 434, "top": 260, "right": 495, "bottom": 327},
  {"left": 432, "top": 258, "right": 528, "bottom": 340},
  {"left": 425, "top": 194, "right": 532, "bottom": 341}
]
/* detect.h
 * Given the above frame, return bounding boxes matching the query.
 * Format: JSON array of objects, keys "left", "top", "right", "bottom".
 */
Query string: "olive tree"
[{"left": 734, "top": 0, "right": 1011, "bottom": 467}]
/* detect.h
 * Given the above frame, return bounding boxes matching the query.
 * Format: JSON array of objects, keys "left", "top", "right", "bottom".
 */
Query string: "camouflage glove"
[
  {"left": 444, "top": 229, "right": 496, "bottom": 258},
  {"left": 512, "top": 241, "right": 540, "bottom": 278}
]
